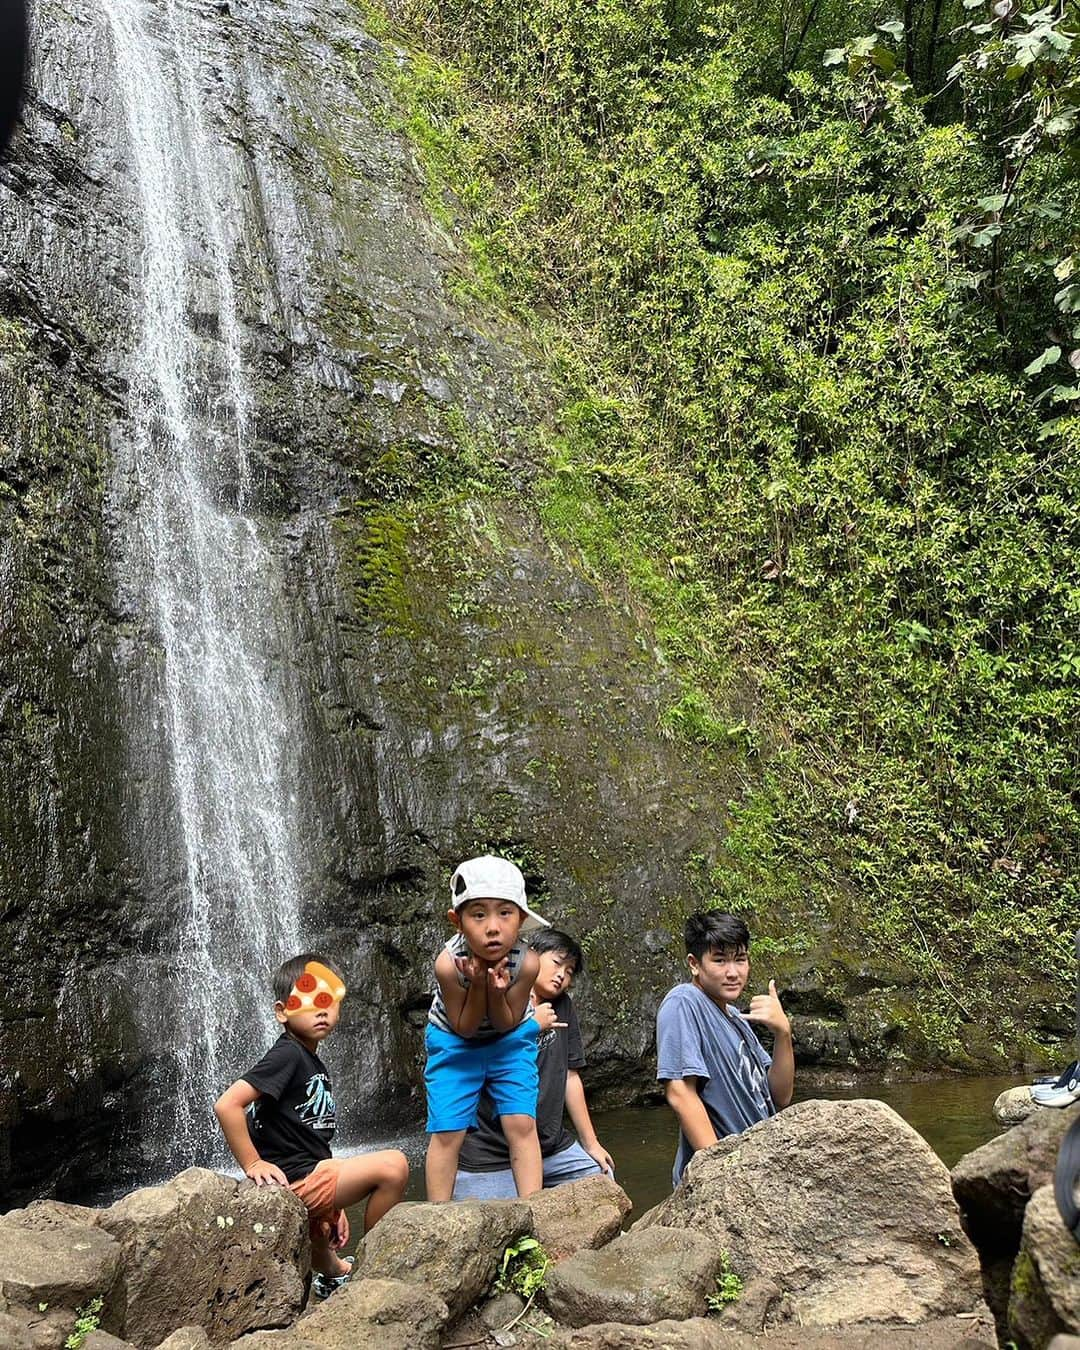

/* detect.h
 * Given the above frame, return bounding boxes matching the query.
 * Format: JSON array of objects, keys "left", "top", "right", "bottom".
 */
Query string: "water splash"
[{"left": 100, "top": 0, "right": 303, "bottom": 1161}]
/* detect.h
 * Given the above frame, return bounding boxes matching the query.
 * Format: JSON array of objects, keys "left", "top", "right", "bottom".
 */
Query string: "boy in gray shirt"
[{"left": 656, "top": 912, "right": 794, "bottom": 1186}]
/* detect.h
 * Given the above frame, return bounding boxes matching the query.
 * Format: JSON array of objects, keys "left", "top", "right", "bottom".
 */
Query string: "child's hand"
[
  {"left": 533, "top": 1001, "right": 568, "bottom": 1033},
  {"left": 742, "top": 979, "right": 791, "bottom": 1036},
  {"left": 584, "top": 1139, "right": 615, "bottom": 1176},
  {"left": 454, "top": 951, "right": 486, "bottom": 984},
  {"left": 487, "top": 956, "right": 512, "bottom": 993},
  {"left": 331, "top": 1210, "right": 350, "bottom": 1250},
  {"left": 245, "top": 1160, "right": 288, "bottom": 1187}
]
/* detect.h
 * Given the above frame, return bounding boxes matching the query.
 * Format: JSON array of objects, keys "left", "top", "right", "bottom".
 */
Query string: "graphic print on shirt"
[
  {"left": 297, "top": 1073, "right": 335, "bottom": 1132},
  {"left": 736, "top": 1039, "right": 770, "bottom": 1114}
]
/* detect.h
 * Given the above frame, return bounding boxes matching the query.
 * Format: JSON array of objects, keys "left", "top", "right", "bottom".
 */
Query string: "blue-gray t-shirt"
[{"left": 656, "top": 981, "right": 775, "bottom": 1185}]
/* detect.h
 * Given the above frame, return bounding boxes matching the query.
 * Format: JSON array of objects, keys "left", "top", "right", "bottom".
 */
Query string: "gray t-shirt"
[{"left": 656, "top": 981, "right": 774, "bottom": 1185}]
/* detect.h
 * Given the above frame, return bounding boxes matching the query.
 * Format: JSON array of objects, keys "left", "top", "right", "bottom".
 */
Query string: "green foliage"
[
  {"left": 65, "top": 1297, "right": 104, "bottom": 1350},
  {"left": 494, "top": 1236, "right": 550, "bottom": 1299},
  {"left": 370, "top": 0, "right": 1080, "bottom": 1057},
  {"left": 706, "top": 1253, "right": 744, "bottom": 1311}
]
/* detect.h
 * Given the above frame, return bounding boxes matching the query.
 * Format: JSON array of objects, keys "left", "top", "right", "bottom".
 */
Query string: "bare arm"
[
  {"left": 767, "top": 1027, "right": 795, "bottom": 1107},
  {"left": 486, "top": 947, "right": 539, "bottom": 1032},
  {"left": 664, "top": 1077, "right": 720, "bottom": 1152},
  {"left": 213, "top": 1080, "right": 287, "bottom": 1185},
  {"left": 565, "top": 1068, "right": 614, "bottom": 1173}
]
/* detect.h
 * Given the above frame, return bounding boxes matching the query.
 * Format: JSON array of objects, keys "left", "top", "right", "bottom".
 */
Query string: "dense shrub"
[{"left": 359, "top": 0, "right": 1080, "bottom": 1061}]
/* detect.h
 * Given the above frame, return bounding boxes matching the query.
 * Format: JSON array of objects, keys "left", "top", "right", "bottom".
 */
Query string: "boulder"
[
  {"left": 229, "top": 1278, "right": 447, "bottom": 1350},
  {"left": 227, "top": 1336, "right": 321, "bottom": 1350},
  {"left": 1008, "top": 1185, "right": 1080, "bottom": 1349},
  {"left": 546, "top": 1314, "right": 997, "bottom": 1348},
  {"left": 155, "top": 1331, "right": 213, "bottom": 1350},
  {"left": 994, "top": 1086, "right": 1042, "bottom": 1127},
  {"left": 98, "top": 1168, "right": 308, "bottom": 1348},
  {"left": 528, "top": 1176, "right": 632, "bottom": 1259},
  {"left": 83, "top": 1335, "right": 138, "bottom": 1350},
  {"left": 480, "top": 1291, "right": 526, "bottom": 1328},
  {"left": 0, "top": 1200, "right": 123, "bottom": 1349},
  {"left": 350, "top": 1200, "right": 530, "bottom": 1318},
  {"left": 0, "top": 1312, "right": 35, "bottom": 1350},
  {"left": 543, "top": 1227, "right": 722, "bottom": 1327},
  {"left": 1049, "top": 1338, "right": 1080, "bottom": 1350},
  {"left": 636, "top": 1098, "right": 986, "bottom": 1331},
  {"left": 952, "top": 1102, "right": 1080, "bottom": 1255},
  {"left": 299, "top": 1277, "right": 447, "bottom": 1350}
]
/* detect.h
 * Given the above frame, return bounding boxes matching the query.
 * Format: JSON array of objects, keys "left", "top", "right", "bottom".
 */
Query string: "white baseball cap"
[{"left": 450, "top": 855, "right": 550, "bottom": 933}]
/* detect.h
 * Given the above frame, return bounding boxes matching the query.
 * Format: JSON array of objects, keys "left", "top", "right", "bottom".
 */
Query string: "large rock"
[
  {"left": 547, "top": 1314, "right": 997, "bottom": 1348},
  {"left": 994, "top": 1086, "right": 1042, "bottom": 1126},
  {"left": 226, "top": 1337, "right": 320, "bottom": 1350},
  {"left": 1008, "top": 1185, "right": 1080, "bottom": 1349},
  {"left": 97, "top": 1169, "right": 308, "bottom": 1348},
  {"left": 0, "top": 1313, "right": 35, "bottom": 1350},
  {"left": 229, "top": 1278, "right": 447, "bottom": 1350},
  {"left": 544, "top": 1228, "right": 722, "bottom": 1328},
  {"left": 637, "top": 1098, "right": 986, "bottom": 1331},
  {"left": 297, "top": 1277, "right": 447, "bottom": 1350},
  {"left": 155, "top": 1333, "right": 212, "bottom": 1350},
  {"left": 350, "top": 1200, "right": 530, "bottom": 1318},
  {"left": 528, "top": 1176, "right": 632, "bottom": 1260},
  {"left": 953, "top": 1102, "right": 1080, "bottom": 1254},
  {"left": 0, "top": 1200, "right": 123, "bottom": 1349}
]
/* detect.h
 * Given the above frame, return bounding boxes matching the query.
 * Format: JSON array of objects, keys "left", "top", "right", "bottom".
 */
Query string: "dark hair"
[
  {"left": 272, "top": 953, "right": 344, "bottom": 1005},
  {"left": 528, "top": 928, "right": 584, "bottom": 974},
  {"left": 684, "top": 912, "right": 750, "bottom": 960}
]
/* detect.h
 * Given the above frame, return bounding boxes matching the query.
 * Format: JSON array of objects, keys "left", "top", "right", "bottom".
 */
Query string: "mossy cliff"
[{"left": 0, "top": 0, "right": 1072, "bottom": 1203}]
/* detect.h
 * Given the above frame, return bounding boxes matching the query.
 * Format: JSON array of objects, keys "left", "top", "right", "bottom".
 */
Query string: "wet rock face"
[
  {"left": 0, "top": 0, "right": 736, "bottom": 1205},
  {"left": 2, "top": 0, "right": 923, "bottom": 1207}
]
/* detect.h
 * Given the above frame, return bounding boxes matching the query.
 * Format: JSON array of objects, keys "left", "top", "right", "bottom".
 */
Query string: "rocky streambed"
[{"left": 2, "top": 1098, "right": 1077, "bottom": 1350}]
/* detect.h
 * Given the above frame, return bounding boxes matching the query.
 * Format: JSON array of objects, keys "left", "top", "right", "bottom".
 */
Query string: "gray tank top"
[{"left": 427, "top": 933, "right": 530, "bottom": 1038}]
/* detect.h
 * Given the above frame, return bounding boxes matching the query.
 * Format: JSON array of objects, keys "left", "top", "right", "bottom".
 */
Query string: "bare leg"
[
  {"left": 309, "top": 1151, "right": 409, "bottom": 1278},
  {"left": 425, "top": 1130, "right": 466, "bottom": 1202},
  {"left": 501, "top": 1114, "right": 542, "bottom": 1197},
  {"left": 335, "top": 1149, "right": 410, "bottom": 1233}
]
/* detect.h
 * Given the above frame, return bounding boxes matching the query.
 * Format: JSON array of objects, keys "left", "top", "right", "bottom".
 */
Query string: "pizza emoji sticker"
[{"left": 283, "top": 961, "right": 346, "bottom": 1017}]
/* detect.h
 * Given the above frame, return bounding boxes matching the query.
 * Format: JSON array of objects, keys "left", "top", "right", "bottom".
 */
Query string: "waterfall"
[{"left": 100, "top": 0, "right": 304, "bottom": 1163}]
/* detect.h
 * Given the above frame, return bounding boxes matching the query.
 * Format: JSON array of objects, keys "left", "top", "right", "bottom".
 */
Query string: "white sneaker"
[{"left": 1032, "top": 1060, "right": 1080, "bottom": 1108}]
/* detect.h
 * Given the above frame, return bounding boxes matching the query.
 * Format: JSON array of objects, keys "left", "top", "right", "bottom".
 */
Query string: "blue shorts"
[{"left": 424, "top": 1018, "right": 539, "bottom": 1133}]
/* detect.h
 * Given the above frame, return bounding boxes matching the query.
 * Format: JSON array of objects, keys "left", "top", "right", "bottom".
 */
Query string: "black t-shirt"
[
  {"left": 459, "top": 991, "right": 585, "bottom": 1172},
  {"left": 243, "top": 1033, "right": 336, "bottom": 1182}
]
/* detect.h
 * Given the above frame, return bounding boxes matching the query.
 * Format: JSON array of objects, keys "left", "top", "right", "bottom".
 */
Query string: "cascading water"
[{"left": 100, "top": 0, "right": 304, "bottom": 1163}]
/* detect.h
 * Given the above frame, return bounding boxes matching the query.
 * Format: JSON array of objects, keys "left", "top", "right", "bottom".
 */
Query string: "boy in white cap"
[{"left": 424, "top": 855, "right": 547, "bottom": 1201}]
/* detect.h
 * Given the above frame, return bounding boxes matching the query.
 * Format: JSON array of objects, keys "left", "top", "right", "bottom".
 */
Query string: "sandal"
[{"left": 312, "top": 1255, "right": 354, "bottom": 1301}]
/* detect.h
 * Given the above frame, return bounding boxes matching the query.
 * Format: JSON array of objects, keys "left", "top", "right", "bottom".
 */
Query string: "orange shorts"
[{"left": 290, "top": 1158, "right": 343, "bottom": 1240}]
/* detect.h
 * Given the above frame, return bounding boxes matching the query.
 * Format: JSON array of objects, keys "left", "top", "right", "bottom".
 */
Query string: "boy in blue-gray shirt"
[{"left": 656, "top": 912, "right": 794, "bottom": 1186}]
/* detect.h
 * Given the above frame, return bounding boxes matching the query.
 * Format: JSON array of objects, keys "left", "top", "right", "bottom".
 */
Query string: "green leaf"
[
  {"left": 1024, "top": 345, "right": 1061, "bottom": 375},
  {"left": 976, "top": 194, "right": 1007, "bottom": 212},
  {"left": 877, "top": 19, "right": 905, "bottom": 39}
]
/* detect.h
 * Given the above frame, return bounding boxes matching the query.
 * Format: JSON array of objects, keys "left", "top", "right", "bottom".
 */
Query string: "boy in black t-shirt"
[
  {"left": 453, "top": 929, "right": 614, "bottom": 1198},
  {"left": 214, "top": 953, "right": 408, "bottom": 1297}
]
